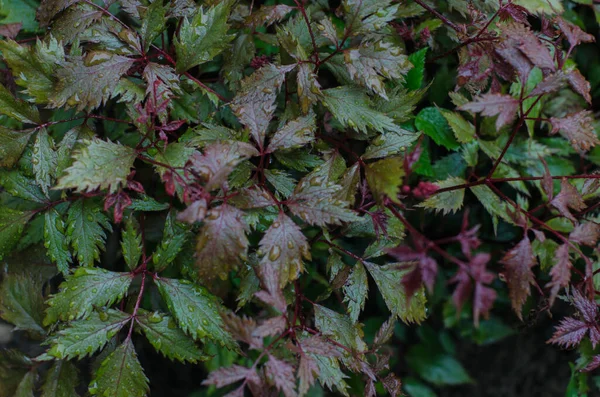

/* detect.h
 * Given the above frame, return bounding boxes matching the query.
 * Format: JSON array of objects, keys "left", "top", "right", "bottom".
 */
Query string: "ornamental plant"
[{"left": 1, "top": 0, "right": 600, "bottom": 396}]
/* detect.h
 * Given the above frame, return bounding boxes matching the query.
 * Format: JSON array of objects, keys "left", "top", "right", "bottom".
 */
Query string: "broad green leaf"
[
  {"left": 140, "top": 0, "right": 167, "bottom": 50},
  {"left": 406, "top": 48, "right": 428, "bottom": 90},
  {"left": 65, "top": 199, "right": 111, "bottom": 266},
  {"left": 364, "top": 156, "right": 404, "bottom": 204},
  {"left": 0, "top": 0, "right": 38, "bottom": 32},
  {"left": 364, "top": 262, "right": 427, "bottom": 324},
  {"left": 0, "top": 207, "right": 33, "bottom": 258},
  {"left": 89, "top": 338, "right": 149, "bottom": 397},
  {"left": 136, "top": 311, "right": 207, "bottom": 363},
  {"left": 440, "top": 109, "right": 475, "bottom": 143},
  {"left": 195, "top": 204, "right": 248, "bottom": 281},
  {"left": 470, "top": 185, "right": 514, "bottom": 234},
  {"left": 174, "top": 0, "right": 235, "bottom": 73},
  {"left": 56, "top": 138, "right": 136, "bottom": 193},
  {"left": 0, "top": 127, "right": 35, "bottom": 168},
  {"left": 153, "top": 211, "right": 190, "bottom": 272},
  {"left": 33, "top": 128, "right": 57, "bottom": 195},
  {"left": 406, "top": 345, "right": 472, "bottom": 386},
  {"left": 55, "top": 126, "right": 95, "bottom": 177},
  {"left": 314, "top": 305, "right": 367, "bottom": 352},
  {"left": 41, "top": 360, "right": 80, "bottom": 397},
  {"left": 375, "top": 86, "right": 426, "bottom": 123},
  {"left": 0, "top": 82, "right": 40, "bottom": 123},
  {"left": 121, "top": 216, "right": 142, "bottom": 271},
  {"left": 363, "top": 129, "right": 419, "bottom": 159},
  {"left": 0, "top": 273, "right": 45, "bottom": 335},
  {"left": 343, "top": 262, "right": 368, "bottom": 323},
  {"left": 45, "top": 267, "right": 133, "bottom": 325},
  {"left": 418, "top": 177, "right": 466, "bottom": 215},
  {"left": 514, "top": 0, "right": 563, "bottom": 14},
  {"left": 44, "top": 309, "right": 130, "bottom": 360},
  {"left": 310, "top": 354, "right": 350, "bottom": 397},
  {"left": 322, "top": 86, "right": 402, "bottom": 134},
  {"left": 44, "top": 209, "right": 71, "bottom": 274},
  {"left": 0, "top": 169, "right": 47, "bottom": 203},
  {"left": 415, "top": 107, "right": 460, "bottom": 150},
  {"left": 154, "top": 277, "right": 237, "bottom": 348},
  {"left": 51, "top": 54, "right": 135, "bottom": 111},
  {"left": 267, "top": 113, "right": 316, "bottom": 153},
  {"left": 14, "top": 369, "right": 36, "bottom": 397},
  {"left": 265, "top": 169, "right": 296, "bottom": 198}
]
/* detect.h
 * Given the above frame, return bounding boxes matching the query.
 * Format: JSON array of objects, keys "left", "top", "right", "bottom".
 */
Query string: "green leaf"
[
  {"left": 343, "top": 261, "right": 368, "bottom": 323},
  {"left": 195, "top": 204, "right": 248, "bottom": 281},
  {"left": 65, "top": 199, "right": 111, "bottom": 266},
  {"left": 44, "top": 209, "right": 71, "bottom": 274},
  {"left": 56, "top": 138, "right": 136, "bottom": 193},
  {"left": 375, "top": 86, "right": 426, "bottom": 123},
  {"left": 418, "top": 177, "right": 466, "bottom": 215},
  {"left": 470, "top": 184, "right": 514, "bottom": 234},
  {"left": 406, "top": 345, "right": 472, "bottom": 386},
  {"left": 154, "top": 277, "right": 237, "bottom": 348},
  {"left": 514, "top": 0, "right": 563, "bottom": 14},
  {"left": 0, "top": 127, "right": 35, "bottom": 168},
  {"left": 44, "top": 309, "right": 130, "bottom": 360},
  {"left": 267, "top": 113, "right": 316, "bottom": 153},
  {"left": 310, "top": 354, "right": 350, "bottom": 397},
  {"left": 265, "top": 169, "right": 296, "bottom": 198},
  {"left": 343, "top": 0, "right": 399, "bottom": 35},
  {"left": 129, "top": 195, "right": 170, "bottom": 212},
  {"left": 314, "top": 304, "right": 367, "bottom": 352},
  {"left": 0, "top": 273, "right": 45, "bottom": 335},
  {"left": 136, "top": 311, "right": 207, "bottom": 363},
  {"left": 33, "top": 128, "right": 57, "bottom": 195},
  {"left": 365, "top": 156, "right": 405, "bottom": 204},
  {"left": 51, "top": 53, "right": 134, "bottom": 111},
  {"left": 0, "top": 0, "right": 38, "bottom": 32},
  {"left": 0, "top": 169, "right": 47, "bottom": 203},
  {"left": 153, "top": 211, "right": 190, "bottom": 272},
  {"left": 322, "top": 86, "right": 403, "bottom": 134},
  {"left": 14, "top": 369, "right": 36, "bottom": 397},
  {"left": 54, "top": 126, "right": 95, "bottom": 177},
  {"left": 364, "top": 262, "right": 427, "bottom": 324},
  {"left": 363, "top": 129, "right": 419, "bottom": 160},
  {"left": 415, "top": 107, "right": 460, "bottom": 150},
  {"left": 89, "top": 338, "right": 149, "bottom": 397},
  {"left": 0, "top": 207, "right": 33, "bottom": 258},
  {"left": 174, "top": 0, "right": 235, "bottom": 73},
  {"left": 45, "top": 267, "right": 133, "bottom": 325},
  {"left": 121, "top": 216, "right": 142, "bottom": 272},
  {"left": 0, "top": 82, "right": 40, "bottom": 123},
  {"left": 405, "top": 48, "right": 428, "bottom": 90},
  {"left": 440, "top": 109, "right": 475, "bottom": 143},
  {"left": 140, "top": 0, "right": 167, "bottom": 50},
  {"left": 41, "top": 360, "right": 80, "bottom": 397}
]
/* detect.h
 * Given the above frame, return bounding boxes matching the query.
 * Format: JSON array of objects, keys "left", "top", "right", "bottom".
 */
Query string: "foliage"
[{"left": 1, "top": 0, "right": 600, "bottom": 396}]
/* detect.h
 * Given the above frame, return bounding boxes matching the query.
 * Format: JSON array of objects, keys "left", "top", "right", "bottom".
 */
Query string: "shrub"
[{"left": 0, "top": 0, "right": 599, "bottom": 396}]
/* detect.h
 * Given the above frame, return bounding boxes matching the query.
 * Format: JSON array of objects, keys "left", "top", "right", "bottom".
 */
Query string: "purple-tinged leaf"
[
  {"left": 500, "top": 236, "right": 537, "bottom": 319},
  {"left": 265, "top": 355, "right": 297, "bottom": 397},
  {"left": 203, "top": 365, "right": 255, "bottom": 388},
  {"left": 546, "top": 244, "right": 572, "bottom": 306},
  {"left": 550, "top": 111, "right": 599, "bottom": 153},
  {"left": 460, "top": 93, "right": 519, "bottom": 129},
  {"left": 569, "top": 222, "right": 600, "bottom": 247},
  {"left": 252, "top": 316, "right": 286, "bottom": 339},
  {"left": 582, "top": 355, "right": 600, "bottom": 372},
  {"left": 556, "top": 17, "right": 595, "bottom": 49},
  {"left": 550, "top": 179, "right": 586, "bottom": 222},
  {"left": 548, "top": 317, "right": 589, "bottom": 348}
]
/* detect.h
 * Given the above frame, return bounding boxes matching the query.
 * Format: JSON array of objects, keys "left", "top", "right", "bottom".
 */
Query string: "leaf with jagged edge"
[
  {"left": 514, "top": 0, "right": 563, "bottom": 14},
  {"left": 174, "top": 0, "right": 235, "bottom": 73},
  {"left": 55, "top": 125, "right": 95, "bottom": 178},
  {"left": 314, "top": 305, "right": 367, "bottom": 353},
  {"left": 363, "top": 129, "right": 419, "bottom": 159},
  {"left": 500, "top": 236, "right": 537, "bottom": 319},
  {"left": 267, "top": 113, "right": 316, "bottom": 153},
  {"left": 364, "top": 261, "right": 427, "bottom": 324},
  {"left": 44, "top": 267, "right": 133, "bottom": 325},
  {"left": 460, "top": 93, "right": 519, "bottom": 130},
  {"left": 88, "top": 338, "right": 149, "bottom": 397},
  {"left": 154, "top": 277, "right": 237, "bottom": 349},
  {"left": 375, "top": 86, "right": 427, "bottom": 123},
  {"left": 14, "top": 369, "right": 36, "bottom": 397},
  {"left": 51, "top": 53, "right": 134, "bottom": 111},
  {"left": 142, "top": 63, "right": 181, "bottom": 105},
  {"left": 230, "top": 63, "right": 296, "bottom": 149},
  {"left": 41, "top": 310, "right": 130, "bottom": 360},
  {"left": 0, "top": 207, "right": 33, "bottom": 258},
  {"left": 140, "top": 0, "right": 166, "bottom": 50},
  {"left": 258, "top": 212, "right": 311, "bottom": 287},
  {"left": 344, "top": 40, "right": 411, "bottom": 99},
  {"left": 152, "top": 211, "right": 190, "bottom": 272},
  {"left": 33, "top": 128, "right": 57, "bottom": 195},
  {"left": 135, "top": 311, "right": 207, "bottom": 363},
  {"left": 265, "top": 355, "right": 297, "bottom": 397},
  {"left": 336, "top": 163, "right": 360, "bottom": 204},
  {"left": 37, "top": 0, "right": 78, "bottom": 27},
  {"left": 47, "top": 3, "right": 103, "bottom": 44},
  {"left": 418, "top": 177, "right": 465, "bottom": 215},
  {"left": 0, "top": 82, "right": 40, "bottom": 124},
  {"left": 0, "top": 349, "right": 33, "bottom": 396},
  {"left": 121, "top": 216, "right": 142, "bottom": 272},
  {"left": 0, "top": 37, "right": 63, "bottom": 104},
  {"left": 55, "top": 138, "right": 136, "bottom": 194},
  {"left": 470, "top": 184, "right": 515, "bottom": 234},
  {"left": 0, "top": 273, "right": 45, "bottom": 336},
  {"left": 44, "top": 209, "right": 71, "bottom": 275},
  {"left": 550, "top": 111, "right": 599, "bottom": 154},
  {"left": 343, "top": 261, "right": 368, "bottom": 323},
  {"left": 265, "top": 169, "right": 297, "bottom": 198},
  {"left": 296, "top": 63, "right": 322, "bottom": 114},
  {"left": 246, "top": 4, "right": 294, "bottom": 27},
  {"left": 41, "top": 360, "right": 80, "bottom": 397},
  {"left": 309, "top": 354, "right": 350, "bottom": 397},
  {"left": 222, "top": 33, "right": 255, "bottom": 88},
  {"left": 0, "top": 169, "right": 47, "bottom": 203},
  {"left": 440, "top": 109, "right": 475, "bottom": 143},
  {"left": 342, "top": 0, "right": 399, "bottom": 35},
  {"left": 0, "top": 127, "right": 35, "bottom": 168},
  {"left": 365, "top": 156, "right": 405, "bottom": 204},
  {"left": 64, "top": 199, "right": 111, "bottom": 266},
  {"left": 194, "top": 204, "right": 248, "bottom": 282}
]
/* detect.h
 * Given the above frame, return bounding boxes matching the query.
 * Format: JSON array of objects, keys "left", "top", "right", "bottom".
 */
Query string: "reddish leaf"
[
  {"left": 546, "top": 244, "right": 572, "bottom": 306},
  {"left": 265, "top": 355, "right": 297, "bottom": 397},
  {"left": 0, "top": 23, "right": 21, "bottom": 39},
  {"left": 387, "top": 235, "right": 438, "bottom": 295},
  {"left": 550, "top": 179, "right": 586, "bottom": 222},
  {"left": 569, "top": 222, "right": 600, "bottom": 247},
  {"left": 550, "top": 111, "right": 599, "bottom": 154},
  {"left": 203, "top": 365, "right": 255, "bottom": 388},
  {"left": 556, "top": 17, "right": 595, "bottom": 49},
  {"left": 459, "top": 93, "right": 519, "bottom": 129},
  {"left": 298, "top": 354, "right": 318, "bottom": 396},
  {"left": 500, "top": 236, "right": 537, "bottom": 320},
  {"left": 548, "top": 317, "right": 589, "bottom": 348},
  {"left": 382, "top": 373, "right": 402, "bottom": 397},
  {"left": 582, "top": 355, "right": 600, "bottom": 372},
  {"left": 221, "top": 312, "right": 262, "bottom": 349},
  {"left": 499, "top": 3, "right": 530, "bottom": 25},
  {"left": 500, "top": 22, "right": 555, "bottom": 72},
  {"left": 540, "top": 157, "right": 554, "bottom": 200},
  {"left": 566, "top": 68, "right": 592, "bottom": 104},
  {"left": 252, "top": 316, "right": 286, "bottom": 339}
]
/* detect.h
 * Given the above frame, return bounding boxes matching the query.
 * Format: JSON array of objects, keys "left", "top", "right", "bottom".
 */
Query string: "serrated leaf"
[
  {"left": 0, "top": 127, "right": 35, "bottom": 168},
  {"left": 415, "top": 107, "right": 460, "bottom": 150},
  {"left": 314, "top": 304, "right": 367, "bottom": 354},
  {"left": 230, "top": 63, "right": 295, "bottom": 149},
  {"left": 0, "top": 273, "right": 45, "bottom": 335},
  {"left": 195, "top": 204, "right": 248, "bottom": 281},
  {"left": 363, "top": 129, "right": 419, "bottom": 160},
  {"left": 322, "top": 86, "right": 402, "bottom": 134},
  {"left": 44, "top": 309, "right": 130, "bottom": 360},
  {"left": 265, "top": 355, "right": 297, "bottom": 397},
  {"left": 129, "top": 195, "right": 170, "bottom": 212},
  {"left": 121, "top": 216, "right": 142, "bottom": 271},
  {"left": 174, "top": 0, "right": 234, "bottom": 72},
  {"left": 41, "top": 360, "right": 80, "bottom": 397},
  {"left": 364, "top": 262, "right": 427, "bottom": 324},
  {"left": 470, "top": 185, "right": 513, "bottom": 233},
  {"left": 550, "top": 178, "right": 586, "bottom": 222},
  {"left": 365, "top": 156, "right": 405, "bottom": 204},
  {"left": 406, "top": 47, "right": 428, "bottom": 90},
  {"left": 460, "top": 93, "right": 519, "bottom": 130},
  {"left": 500, "top": 236, "right": 537, "bottom": 319},
  {"left": 65, "top": 199, "right": 111, "bottom": 266},
  {"left": 267, "top": 113, "right": 316, "bottom": 153},
  {"left": 375, "top": 86, "right": 426, "bottom": 123},
  {"left": 514, "top": 0, "right": 563, "bottom": 14},
  {"left": 56, "top": 138, "right": 136, "bottom": 193},
  {"left": 154, "top": 277, "right": 236, "bottom": 348},
  {"left": 51, "top": 54, "right": 135, "bottom": 111},
  {"left": 136, "top": 312, "right": 206, "bottom": 363},
  {"left": 89, "top": 338, "right": 149, "bottom": 397},
  {"left": 44, "top": 209, "right": 71, "bottom": 274},
  {"left": 296, "top": 63, "right": 322, "bottom": 114},
  {"left": 153, "top": 211, "right": 189, "bottom": 271},
  {"left": 265, "top": 169, "right": 297, "bottom": 198},
  {"left": 33, "top": 128, "right": 57, "bottom": 195},
  {"left": 44, "top": 267, "right": 133, "bottom": 325},
  {"left": 440, "top": 109, "right": 475, "bottom": 143},
  {"left": 55, "top": 126, "right": 94, "bottom": 177},
  {"left": 0, "top": 207, "right": 33, "bottom": 258},
  {"left": 140, "top": 0, "right": 166, "bottom": 50},
  {"left": 0, "top": 82, "right": 40, "bottom": 124},
  {"left": 37, "top": 0, "right": 78, "bottom": 26},
  {"left": 550, "top": 111, "right": 599, "bottom": 153},
  {"left": 0, "top": 169, "right": 47, "bottom": 203},
  {"left": 310, "top": 354, "right": 350, "bottom": 397},
  {"left": 343, "top": 262, "right": 368, "bottom": 323},
  {"left": 418, "top": 177, "right": 465, "bottom": 215},
  {"left": 14, "top": 369, "right": 36, "bottom": 397},
  {"left": 343, "top": 0, "right": 399, "bottom": 35}
]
